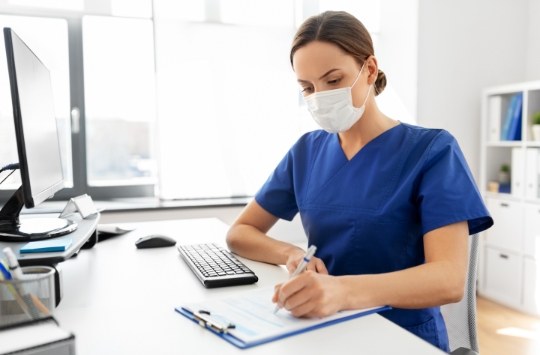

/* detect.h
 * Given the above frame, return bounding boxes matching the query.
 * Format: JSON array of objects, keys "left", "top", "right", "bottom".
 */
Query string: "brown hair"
[{"left": 290, "top": 11, "right": 386, "bottom": 96}]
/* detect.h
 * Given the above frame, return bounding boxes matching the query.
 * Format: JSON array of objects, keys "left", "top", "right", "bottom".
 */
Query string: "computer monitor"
[{"left": 0, "top": 28, "right": 77, "bottom": 241}]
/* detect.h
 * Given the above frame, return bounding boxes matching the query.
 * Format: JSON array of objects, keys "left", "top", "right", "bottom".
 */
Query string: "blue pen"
[{"left": 0, "top": 260, "right": 12, "bottom": 279}]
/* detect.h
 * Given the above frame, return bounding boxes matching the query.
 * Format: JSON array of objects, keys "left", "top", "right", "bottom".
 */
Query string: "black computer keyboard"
[{"left": 177, "top": 243, "right": 258, "bottom": 288}]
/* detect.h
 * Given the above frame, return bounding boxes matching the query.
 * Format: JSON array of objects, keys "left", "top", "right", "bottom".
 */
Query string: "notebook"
[{"left": 20, "top": 238, "right": 72, "bottom": 253}]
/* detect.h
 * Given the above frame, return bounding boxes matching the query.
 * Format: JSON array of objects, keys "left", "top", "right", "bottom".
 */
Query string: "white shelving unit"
[{"left": 478, "top": 81, "right": 540, "bottom": 316}]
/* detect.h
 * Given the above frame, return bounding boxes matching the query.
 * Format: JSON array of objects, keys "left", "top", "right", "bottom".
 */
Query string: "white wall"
[
  {"left": 526, "top": 0, "right": 540, "bottom": 80},
  {"left": 378, "top": 0, "right": 418, "bottom": 120},
  {"left": 417, "top": 0, "right": 529, "bottom": 181}
]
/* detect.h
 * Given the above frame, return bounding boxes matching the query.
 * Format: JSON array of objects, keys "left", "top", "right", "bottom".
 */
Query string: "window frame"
[{"left": 0, "top": 7, "right": 155, "bottom": 204}]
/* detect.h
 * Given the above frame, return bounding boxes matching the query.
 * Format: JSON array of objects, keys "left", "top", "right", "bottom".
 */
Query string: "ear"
[{"left": 365, "top": 56, "right": 379, "bottom": 86}]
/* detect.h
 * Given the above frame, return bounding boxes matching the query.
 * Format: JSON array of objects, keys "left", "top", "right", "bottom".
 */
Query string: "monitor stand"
[{"left": 0, "top": 186, "right": 77, "bottom": 242}]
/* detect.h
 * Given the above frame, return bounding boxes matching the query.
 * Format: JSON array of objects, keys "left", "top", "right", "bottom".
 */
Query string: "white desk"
[{"left": 54, "top": 218, "right": 444, "bottom": 354}]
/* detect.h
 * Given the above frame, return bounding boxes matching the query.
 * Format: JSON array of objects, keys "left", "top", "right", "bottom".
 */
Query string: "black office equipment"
[
  {"left": 0, "top": 28, "right": 76, "bottom": 241},
  {"left": 177, "top": 243, "right": 258, "bottom": 288},
  {"left": 135, "top": 235, "right": 176, "bottom": 249}
]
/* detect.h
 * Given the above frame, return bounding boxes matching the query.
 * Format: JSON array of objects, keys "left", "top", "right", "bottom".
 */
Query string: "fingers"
[
  {"left": 315, "top": 258, "right": 328, "bottom": 275},
  {"left": 287, "top": 262, "right": 298, "bottom": 274},
  {"left": 302, "top": 257, "right": 327, "bottom": 275},
  {"left": 306, "top": 260, "right": 318, "bottom": 272},
  {"left": 289, "top": 299, "right": 317, "bottom": 318},
  {"left": 281, "top": 283, "right": 313, "bottom": 312},
  {"left": 277, "top": 271, "right": 314, "bottom": 307},
  {"left": 272, "top": 283, "right": 283, "bottom": 303}
]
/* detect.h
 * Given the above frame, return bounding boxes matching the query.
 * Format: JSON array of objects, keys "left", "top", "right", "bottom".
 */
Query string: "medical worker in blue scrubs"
[{"left": 226, "top": 11, "right": 493, "bottom": 352}]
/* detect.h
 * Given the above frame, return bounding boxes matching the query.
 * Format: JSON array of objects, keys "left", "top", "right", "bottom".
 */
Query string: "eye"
[
  {"left": 328, "top": 78, "right": 341, "bottom": 85},
  {"left": 301, "top": 86, "right": 313, "bottom": 93}
]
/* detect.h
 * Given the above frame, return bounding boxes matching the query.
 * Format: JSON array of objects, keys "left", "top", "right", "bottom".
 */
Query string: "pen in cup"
[
  {"left": 3, "top": 247, "right": 49, "bottom": 319},
  {"left": 0, "top": 259, "right": 32, "bottom": 318},
  {"left": 274, "top": 245, "right": 317, "bottom": 314}
]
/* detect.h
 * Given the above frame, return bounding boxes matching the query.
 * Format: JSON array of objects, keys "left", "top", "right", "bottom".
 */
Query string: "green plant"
[
  {"left": 534, "top": 111, "right": 540, "bottom": 125},
  {"left": 501, "top": 164, "right": 510, "bottom": 172}
]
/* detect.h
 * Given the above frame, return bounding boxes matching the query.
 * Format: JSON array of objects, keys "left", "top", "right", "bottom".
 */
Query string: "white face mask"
[{"left": 304, "top": 62, "right": 372, "bottom": 133}]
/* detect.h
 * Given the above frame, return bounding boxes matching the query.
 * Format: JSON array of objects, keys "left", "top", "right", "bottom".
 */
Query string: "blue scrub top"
[{"left": 255, "top": 122, "right": 493, "bottom": 352}]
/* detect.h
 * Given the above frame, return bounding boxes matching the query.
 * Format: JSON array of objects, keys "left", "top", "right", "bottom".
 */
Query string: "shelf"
[
  {"left": 484, "top": 192, "right": 520, "bottom": 201},
  {"left": 485, "top": 141, "right": 540, "bottom": 147},
  {"left": 486, "top": 141, "right": 522, "bottom": 147},
  {"left": 484, "top": 192, "right": 540, "bottom": 204}
]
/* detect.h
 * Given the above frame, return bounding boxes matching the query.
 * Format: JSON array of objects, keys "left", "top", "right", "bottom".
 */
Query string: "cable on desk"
[{"left": 0, "top": 162, "right": 19, "bottom": 186}]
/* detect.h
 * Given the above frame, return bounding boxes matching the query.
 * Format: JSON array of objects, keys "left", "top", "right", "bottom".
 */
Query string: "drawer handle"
[
  {"left": 500, "top": 203, "right": 509, "bottom": 207},
  {"left": 500, "top": 254, "right": 509, "bottom": 259}
]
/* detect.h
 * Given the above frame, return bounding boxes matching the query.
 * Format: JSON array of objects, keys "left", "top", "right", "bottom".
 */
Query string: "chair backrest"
[{"left": 440, "top": 234, "right": 480, "bottom": 353}]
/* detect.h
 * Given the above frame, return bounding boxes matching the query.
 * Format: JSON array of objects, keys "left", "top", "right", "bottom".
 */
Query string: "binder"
[
  {"left": 175, "top": 287, "right": 390, "bottom": 349},
  {"left": 512, "top": 147, "right": 525, "bottom": 197},
  {"left": 525, "top": 148, "right": 540, "bottom": 199},
  {"left": 507, "top": 93, "right": 523, "bottom": 141},
  {"left": 488, "top": 96, "right": 502, "bottom": 142},
  {"left": 501, "top": 95, "right": 517, "bottom": 140}
]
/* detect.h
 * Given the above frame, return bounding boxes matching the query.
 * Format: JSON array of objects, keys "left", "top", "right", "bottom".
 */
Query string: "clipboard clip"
[{"left": 193, "top": 310, "right": 236, "bottom": 334}]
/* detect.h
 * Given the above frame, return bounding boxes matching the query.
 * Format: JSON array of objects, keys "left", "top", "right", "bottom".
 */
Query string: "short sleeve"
[
  {"left": 254, "top": 148, "right": 298, "bottom": 221},
  {"left": 416, "top": 131, "right": 493, "bottom": 236}
]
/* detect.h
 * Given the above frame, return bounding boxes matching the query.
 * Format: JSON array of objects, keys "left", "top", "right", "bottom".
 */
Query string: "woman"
[{"left": 226, "top": 11, "right": 492, "bottom": 352}]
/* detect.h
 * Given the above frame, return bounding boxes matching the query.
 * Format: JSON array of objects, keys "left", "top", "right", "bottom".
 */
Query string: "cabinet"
[
  {"left": 485, "top": 198, "right": 523, "bottom": 253},
  {"left": 479, "top": 81, "right": 540, "bottom": 316},
  {"left": 485, "top": 247, "right": 521, "bottom": 305},
  {"left": 523, "top": 258, "right": 540, "bottom": 314},
  {"left": 524, "top": 204, "right": 540, "bottom": 258}
]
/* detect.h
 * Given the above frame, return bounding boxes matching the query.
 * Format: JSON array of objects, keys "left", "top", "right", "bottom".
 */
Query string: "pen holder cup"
[{"left": 0, "top": 266, "right": 55, "bottom": 326}]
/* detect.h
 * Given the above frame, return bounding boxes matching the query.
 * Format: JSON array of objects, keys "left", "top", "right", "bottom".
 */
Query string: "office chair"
[{"left": 440, "top": 233, "right": 480, "bottom": 355}]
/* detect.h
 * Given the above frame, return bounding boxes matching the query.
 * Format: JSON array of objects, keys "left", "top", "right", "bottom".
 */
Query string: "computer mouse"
[{"left": 135, "top": 235, "right": 176, "bottom": 249}]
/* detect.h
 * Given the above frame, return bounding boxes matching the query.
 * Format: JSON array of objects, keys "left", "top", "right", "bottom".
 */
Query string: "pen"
[
  {"left": 3, "top": 247, "right": 47, "bottom": 319},
  {"left": 274, "top": 245, "right": 317, "bottom": 314}
]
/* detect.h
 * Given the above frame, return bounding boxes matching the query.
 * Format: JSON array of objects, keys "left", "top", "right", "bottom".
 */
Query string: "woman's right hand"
[{"left": 286, "top": 249, "right": 328, "bottom": 276}]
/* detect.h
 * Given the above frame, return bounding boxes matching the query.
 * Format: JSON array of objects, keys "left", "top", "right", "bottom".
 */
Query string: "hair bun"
[{"left": 374, "top": 69, "right": 387, "bottom": 96}]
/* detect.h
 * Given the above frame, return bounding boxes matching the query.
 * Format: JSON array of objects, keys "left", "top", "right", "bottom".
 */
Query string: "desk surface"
[{"left": 54, "top": 218, "right": 444, "bottom": 355}]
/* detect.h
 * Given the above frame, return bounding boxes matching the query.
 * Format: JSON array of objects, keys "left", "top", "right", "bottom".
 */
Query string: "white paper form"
[{"left": 182, "top": 286, "right": 381, "bottom": 344}]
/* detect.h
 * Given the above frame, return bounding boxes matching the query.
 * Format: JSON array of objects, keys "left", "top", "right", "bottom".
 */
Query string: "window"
[
  {"left": 0, "top": 1, "right": 156, "bottom": 202},
  {"left": 83, "top": 16, "right": 156, "bottom": 186},
  {"left": 0, "top": 0, "right": 416, "bottom": 204}
]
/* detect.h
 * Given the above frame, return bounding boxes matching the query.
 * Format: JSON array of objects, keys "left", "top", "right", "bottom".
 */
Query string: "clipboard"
[{"left": 175, "top": 304, "right": 391, "bottom": 349}]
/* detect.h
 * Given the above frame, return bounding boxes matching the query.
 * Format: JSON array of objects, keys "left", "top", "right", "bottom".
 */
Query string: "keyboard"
[{"left": 177, "top": 243, "right": 258, "bottom": 288}]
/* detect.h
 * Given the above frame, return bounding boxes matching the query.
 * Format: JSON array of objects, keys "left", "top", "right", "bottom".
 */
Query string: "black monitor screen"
[{"left": 4, "top": 28, "right": 64, "bottom": 208}]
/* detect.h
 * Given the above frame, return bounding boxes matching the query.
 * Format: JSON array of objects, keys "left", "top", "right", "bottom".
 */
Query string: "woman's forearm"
[
  {"left": 340, "top": 260, "right": 465, "bottom": 310},
  {"left": 226, "top": 224, "right": 304, "bottom": 265}
]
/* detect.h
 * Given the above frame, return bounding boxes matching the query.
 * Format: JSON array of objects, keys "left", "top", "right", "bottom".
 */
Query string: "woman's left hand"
[{"left": 272, "top": 271, "right": 346, "bottom": 318}]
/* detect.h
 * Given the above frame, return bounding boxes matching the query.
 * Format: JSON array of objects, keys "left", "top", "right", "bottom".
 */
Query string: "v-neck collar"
[{"left": 334, "top": 122, "right": 403, "bottom": 162}]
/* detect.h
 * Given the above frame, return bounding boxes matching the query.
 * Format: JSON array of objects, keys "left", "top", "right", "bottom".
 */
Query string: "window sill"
[{"left": 17, "top": 197, "right": 252, "bottom": 215}]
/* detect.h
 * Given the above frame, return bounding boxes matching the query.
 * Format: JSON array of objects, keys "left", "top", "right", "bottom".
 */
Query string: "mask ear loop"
[
  {"left": 351, "top": 60, "right": 373, "bottom": 108},
  {"left": 361, "top": 84, "right": 372, "bottom": 107},
  {"left": 351, "top": 60, "right": 367, "bottom": 88}
]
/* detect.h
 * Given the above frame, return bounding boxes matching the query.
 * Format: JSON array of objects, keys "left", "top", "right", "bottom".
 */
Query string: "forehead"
[{"left": 292, "top": 41, "right": 357, "bottom": 79}]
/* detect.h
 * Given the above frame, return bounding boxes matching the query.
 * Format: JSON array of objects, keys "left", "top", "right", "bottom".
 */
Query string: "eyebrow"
[{"left": 297, "top": 68, "right": 341, "bottom": 83}]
